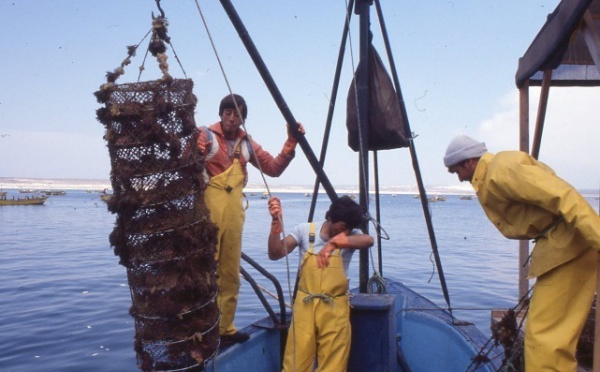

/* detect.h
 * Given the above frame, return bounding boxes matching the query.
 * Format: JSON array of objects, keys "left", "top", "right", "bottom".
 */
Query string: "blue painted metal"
[
  {"left": 386, "top": 280, "right": 502, "bottom": 372},
  {"left": 208, "top": 280, "right": 503, "bottom": 372},
  {"left": 204, "top": 324, "right": 282, "bottom": 371},
  {"left": 348, "top": 294, "right": 398, "bottom": 371}
]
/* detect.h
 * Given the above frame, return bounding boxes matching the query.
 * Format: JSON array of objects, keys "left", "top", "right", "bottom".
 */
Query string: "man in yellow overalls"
[
  {"left": 197, "top": 94, "right": 304, "bottom": 347},
  {"left": 444, "top": 135, "right": 600, "bottom": 371},
  {"left": 267, "top": 195, "right": 374, "bottom": 371}
]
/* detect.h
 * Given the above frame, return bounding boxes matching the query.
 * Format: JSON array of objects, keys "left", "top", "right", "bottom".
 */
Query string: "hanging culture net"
[{"left": 94, "top": 13, "right": 219, "bottom": 372}]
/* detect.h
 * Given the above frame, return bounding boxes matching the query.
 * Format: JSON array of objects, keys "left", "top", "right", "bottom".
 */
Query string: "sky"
[{"left": 1, "top": 0, "right": 599, "bottom": 191}]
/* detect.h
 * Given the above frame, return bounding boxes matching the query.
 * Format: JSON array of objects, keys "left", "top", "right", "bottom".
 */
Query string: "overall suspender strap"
[
  {"left": 309, "top": 223, "right": 315, "bottom": 250},
  {"left": 293, "top": 223, "right": 316, "bottom": 301},
  {"left": 233, "top": 140, "right": 242, "bottom": 159}
]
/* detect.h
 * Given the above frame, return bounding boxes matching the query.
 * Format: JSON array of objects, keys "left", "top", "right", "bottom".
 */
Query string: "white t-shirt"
[{"left": 289, "top": 221, "right": 361, "bottom": 274}]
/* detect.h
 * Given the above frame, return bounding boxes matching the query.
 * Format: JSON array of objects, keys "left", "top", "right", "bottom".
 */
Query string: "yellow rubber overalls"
[
  {"left": 472, "top": 152, "right": 600, "bottom": 371},
  {"left": 204, "top": 142, "right": 246, "bottom": 336},
  {"left": 283, "top": 224, "right": 351, "bottom": 372}
]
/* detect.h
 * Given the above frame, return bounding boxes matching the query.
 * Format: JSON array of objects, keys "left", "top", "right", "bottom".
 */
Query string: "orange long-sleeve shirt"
[{"left": 197, "top": 122, "right": 296, "bottom": 186}]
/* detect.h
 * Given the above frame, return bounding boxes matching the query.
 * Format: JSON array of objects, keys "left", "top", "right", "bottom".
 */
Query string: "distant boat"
[
  {"left": 42, "top": 190, "right": 66, "bottom": 196},
  {"left": 261, "top": 191, "right": 268, "bottom": 199},
  {"left": 0, "top": 194, "right": 48, "bottom": 206},
  {"left": 100, "top": 194, "right": 113, "bottom": 202},
  {"left": 428, "top": 195, "right": 446, "bottom": 202},
  {"left": 459, "top": 195, "right": 475, "bottom": 200},
  {"left": 87, "top": 188, "right": 110, "bottom": 194},
  {"left": 304, "top": 192, "right": 312, "bottom": 197},
  {"left": 18, "top": 189, "right": 35, "bottom": 193}
]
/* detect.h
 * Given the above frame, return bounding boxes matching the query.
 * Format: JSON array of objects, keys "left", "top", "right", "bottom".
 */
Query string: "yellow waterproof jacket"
[{"left": 472, "top": 151, "right": 600, "bottom": 278}]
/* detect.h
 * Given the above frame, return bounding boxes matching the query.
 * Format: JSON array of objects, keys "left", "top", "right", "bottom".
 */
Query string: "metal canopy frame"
[{"left": 516, "top": 0, "right": 600, "bottom": 368}]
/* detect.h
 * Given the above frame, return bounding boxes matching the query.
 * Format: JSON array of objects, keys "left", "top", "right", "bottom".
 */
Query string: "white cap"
[{"left": 444, "top": 135, "right": 487, "bottom": 167}]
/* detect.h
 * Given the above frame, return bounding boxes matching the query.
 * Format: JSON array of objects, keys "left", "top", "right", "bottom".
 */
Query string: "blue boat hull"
[{"left": 206, "top": 279, "right": 503, "bottom": 371}]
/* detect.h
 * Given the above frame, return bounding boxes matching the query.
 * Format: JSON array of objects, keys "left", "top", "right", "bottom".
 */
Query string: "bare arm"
[
  {"left": 267, "top": 196, "right": 298, "bottom": 260},
  {"left": 317, "top": 231, "right": 374, "bottom": 268},
  {"left": 343, "top": 233, "right": 374, "bottom": 249},
  {"left": 268, "top": 233, "right": 298, "bottom": 260}
]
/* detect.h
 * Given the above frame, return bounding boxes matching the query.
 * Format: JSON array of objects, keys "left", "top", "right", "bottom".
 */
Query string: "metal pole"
[
  {"left": 356, "top": 0, "right": 371, "bottom": 294},
  {"left": 219, "top": 0, "right": 338, "bottom": 201},
  {"left": 519, "top": 83, "right": 531, "bottom": 301},
  {"left": 373, "top": 0, "right": 452, "bottom": 311}
]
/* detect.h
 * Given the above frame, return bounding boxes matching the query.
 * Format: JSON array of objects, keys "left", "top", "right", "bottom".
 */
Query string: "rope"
[
  {"left": 192, "top": 0, "right": 286, "bottom": 237},
  {"left": 365, "top": 215, "right": 388, "bottom": 293},
  {"left": 367, "top": 272, "right": 386, "bottom": 294},
  {"left": 191, "top": 0, "right": 280, "bottom": 205},
  {"left": 192, "top": 4, "right": 297, "bottom": 369},
  {"left": 302, "top": 293, "right": 335, "bottom": 304}
]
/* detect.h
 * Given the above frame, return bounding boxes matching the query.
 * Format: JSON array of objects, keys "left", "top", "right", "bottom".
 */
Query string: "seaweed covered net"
[{"left": 94, "top": 13, "right": 219, "bottom": 372}]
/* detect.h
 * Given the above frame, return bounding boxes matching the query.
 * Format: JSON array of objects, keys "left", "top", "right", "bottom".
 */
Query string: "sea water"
[{"left": 1, "top": 190, "right": 597, "bottom": 371}]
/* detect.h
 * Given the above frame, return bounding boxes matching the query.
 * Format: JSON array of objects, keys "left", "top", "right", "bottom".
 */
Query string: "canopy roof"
[{"left": 516, "top": 0, "right": 600, "bottom": 88}]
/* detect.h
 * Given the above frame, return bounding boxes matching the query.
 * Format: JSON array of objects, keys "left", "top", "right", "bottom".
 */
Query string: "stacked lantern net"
[{"left": 94, "top": 15, "right": 219, "bottom": 372}]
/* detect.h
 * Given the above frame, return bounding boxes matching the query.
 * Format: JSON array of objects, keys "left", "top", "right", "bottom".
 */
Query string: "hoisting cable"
[
  {"left": 124, "top": 2, "right": 187, "bottom": 84},
  {"left": 306, "top": 0, "right": 355, "bottom": 223},
  {"left": 218, "top": 0, "right": 339, "bottom": 202},
  {"left": 192, "top": 0, "right": 296, "bottom": 337},
  {"left": 153, "top": 0, "right": 188, "bottom": 79},
  {"left": 192, "top": 0, "right": 273, "bottom": 202}
]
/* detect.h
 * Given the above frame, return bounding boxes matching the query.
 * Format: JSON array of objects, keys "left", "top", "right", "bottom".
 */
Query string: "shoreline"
[
  {"left": 2, "top": 177, "right": 598, "bottom": 197},
  {"left": 0, "top": 177, "right": 473, "bottom": 195}
]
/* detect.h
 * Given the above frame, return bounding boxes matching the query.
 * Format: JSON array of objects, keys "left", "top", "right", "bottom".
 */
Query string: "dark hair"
[
  {"left": 219, "top": 94, "right": 247, "bottom": 119},
  {"left": 325, "top": 196, "right": 365, "bottom": 230}
]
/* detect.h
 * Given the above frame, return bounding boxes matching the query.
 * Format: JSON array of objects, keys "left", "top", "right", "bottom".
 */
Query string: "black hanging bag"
[{"left": 346, "top": 45, "right": 409, "bottom": 151}]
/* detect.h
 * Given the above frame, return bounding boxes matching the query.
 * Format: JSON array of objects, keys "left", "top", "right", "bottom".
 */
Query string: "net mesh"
[{"left": 95, "top": 77, "right": 219, "bottom": 371}]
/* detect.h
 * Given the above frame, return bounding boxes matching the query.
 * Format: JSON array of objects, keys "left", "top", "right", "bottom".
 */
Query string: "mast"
[{"left": 356, "top": 0, "right": 371, "bottom": 294}]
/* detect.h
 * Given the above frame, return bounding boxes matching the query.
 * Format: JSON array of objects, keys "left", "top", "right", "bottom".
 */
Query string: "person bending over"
[{"left": 444, "top": 135, "right": 600, "bottom": 371}]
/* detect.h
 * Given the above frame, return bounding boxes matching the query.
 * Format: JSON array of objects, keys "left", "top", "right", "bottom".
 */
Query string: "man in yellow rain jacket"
[
  {"left": 267, "top": 195, "right": 373, "bottom": 372},
  {"left": 444, "top": 135, "right": 600, "bottom": 371},
  {"left": 197, "top": 93, "right": 304, "bottom": 347}
]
